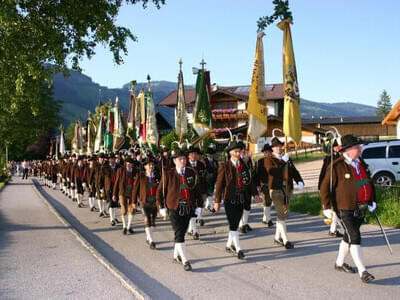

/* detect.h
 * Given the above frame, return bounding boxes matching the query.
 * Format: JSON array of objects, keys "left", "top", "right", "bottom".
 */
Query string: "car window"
[
  {"left": 362, "top": 147, "right": 386, "bottom": 159},
  {"left": 389, "top": 146, "right": 400, "bottom": 158}
]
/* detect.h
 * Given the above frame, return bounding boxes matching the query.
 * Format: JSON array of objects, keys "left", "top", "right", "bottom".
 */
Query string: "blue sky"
[{"left": 78, "top": 0, "right": 400, "bottom": 107}]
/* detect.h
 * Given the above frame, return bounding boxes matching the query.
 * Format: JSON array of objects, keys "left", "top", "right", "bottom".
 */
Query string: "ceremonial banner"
[
  {"left": 126, "top": 85, "right": 136, "bottom": 142},
  {"left": 86, "top": 112, "right": 94, "bottom": 155},
  {"left": 72, "top": 121, "right": 83, "bottom": 154},
  {"left": 138, "top": 90, "right": 146, "bottom": 142},
  {"left": 175, "top": 66, "right": 188, "bottom": 137},
  {"left": 104, "top": 107, "right": 114, "bottom": 152},
  {"left": 134, "top": 91, "right": 142, "bottom": 140},
  {"left": 247, "top": 31, "right": 268, "bottom": 143},
  {"left": 278, "top": 19, "right": 302, "bottom": 145},
  {"left": 145, "top": 91, "right": 159, "bottom": 146},
  {"left": 59, "top": 129, "right": 66, "bottom": 155},
  {"left": 193, "top": 69, "right": 212, "bottom": 135},
  {"left": 113, "top": 98, "right": 126, "bottom": 151},
  {"left": 94, "top": 113, "right": 104, "bottom": 153}
]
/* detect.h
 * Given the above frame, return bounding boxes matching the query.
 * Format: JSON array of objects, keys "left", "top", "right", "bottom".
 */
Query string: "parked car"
[{"left": 361, "top": 140, "right": 400, "bottom": 186}]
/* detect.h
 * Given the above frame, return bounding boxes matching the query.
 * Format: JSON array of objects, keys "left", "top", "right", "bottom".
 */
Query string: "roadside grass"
[
  {"left": 290, "top": 188, "right": 400, "bottom": 228},
  {"left": 290, "top": 151, "right": 326, "bottom": 163}
]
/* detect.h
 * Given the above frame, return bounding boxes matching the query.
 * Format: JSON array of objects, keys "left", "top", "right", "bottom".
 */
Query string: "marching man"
[
  {"left": 204, "top": 145, "right": 219, "bottom": 213},
  {"left": 156, "top": 149, "right": 200, "bottom": 271},
  {"left": 133, "top": 156, "right": 160, "bottom": 249},
  {"left": 265, "top": 137, "right": 304, "bottom": 249},
  {"left": 214, "top": 141, "right": 258, "bottom": 259},
  {"left": 72, "top": 156, "right": 86, "bottom": 208},
  {"left": 84, "top": 157, "right": 98, "bottom": 212},
  {"left": 320, "top": 135, "right": 376, "bottom": 283},
  {"left": 95, "top": 153, "right": 111, "bottom": 217},
  {"left": 113, "top": 157, "right": 137, "bottom": 235}
]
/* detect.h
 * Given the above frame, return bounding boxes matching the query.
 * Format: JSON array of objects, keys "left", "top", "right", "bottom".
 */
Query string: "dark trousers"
[
  {"left": 224, "top": 201, "right": 244, "bottom": 231},
  {"left": 169, "top": 209, "right": 193, "bottom": 243},
  {"left": 142, "top": 203, "right": 157, "bottom": 227},
  {"left": 22, "top": 168, "right": 29, "bottom": 179},
  {"left": 339, "top": 210, "right": 364, "bottom": 245},
  {"left": 106, "top": 190, "right": 119, "bottom": 208}
]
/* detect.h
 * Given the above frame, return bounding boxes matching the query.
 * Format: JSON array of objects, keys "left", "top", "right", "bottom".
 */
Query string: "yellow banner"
[
  {"left": 278, "top": 19, "right": 302, "bottom": 145},
  {"left": 247, "top": 31, "right": 268, "bottom": 143}
]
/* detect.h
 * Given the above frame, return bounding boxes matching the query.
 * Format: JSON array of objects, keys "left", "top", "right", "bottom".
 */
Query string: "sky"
[{"left": 78, "top": 0, "right": 400, "bottom": 107}]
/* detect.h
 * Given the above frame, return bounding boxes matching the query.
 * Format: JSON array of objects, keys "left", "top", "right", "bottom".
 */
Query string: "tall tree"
[
  {"left": 376, "top": 90, "right": 392, "bottom": 117},
  {"left": 0, "top": 0, "right": 164, "bottom": 157}
]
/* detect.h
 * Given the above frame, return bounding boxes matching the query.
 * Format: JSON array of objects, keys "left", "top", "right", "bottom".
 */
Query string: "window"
[
  {"left": 228, "top": 103, "right": 235, "bottom": 109},
  {"left": 187, "top": 105, "right": 193, "bottom": 113},
  {"left": 217, "top": 104, "right": 222, "bottom": 109},
  {"left": 389, "top": 146, "right": 400, "bottom": 158},
  {"left": 362, "top": 147, "right": 386, "bottom": 159}
]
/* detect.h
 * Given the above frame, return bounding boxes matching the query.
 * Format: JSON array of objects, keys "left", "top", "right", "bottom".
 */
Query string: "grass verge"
[{"left": 290, "top": 188, "right": 400, "bottom": 228}]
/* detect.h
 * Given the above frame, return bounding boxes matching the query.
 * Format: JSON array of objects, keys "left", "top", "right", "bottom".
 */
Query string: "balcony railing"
[{"left": 212, "top": 109, "right": 248, "bottom": 120}]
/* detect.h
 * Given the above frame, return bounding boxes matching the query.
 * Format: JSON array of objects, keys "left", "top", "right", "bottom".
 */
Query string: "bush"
[{"left": 290, "top": 193, "right": 322, "bottom": 216}]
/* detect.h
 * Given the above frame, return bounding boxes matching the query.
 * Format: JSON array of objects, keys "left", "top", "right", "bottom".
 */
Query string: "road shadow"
[{"left": 33, "top": 180, "right": 181, "bottom": 300}]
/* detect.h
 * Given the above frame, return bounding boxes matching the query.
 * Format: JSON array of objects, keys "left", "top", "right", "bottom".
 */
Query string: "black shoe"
[
  {"left": 173, "top": 256, "right": 182, "bottom": 263},
  {"left": 90, "top": 207, "right": 94, "bottom": 212},
  {"left": 225, "top": 245, "right": 236, "bottom": 253},
  {"left": 114, "top": 218, "right": 120, "bottom": 223},
  {"left": 239, "top": 226, "right": 247, "bottom": 234},
  {"left": 329, "top": 230, "right": 344, "bottom": 238},
  {"left": 78, "top": 203, "right": 83, "bottom": 208},
  {"left": 193, "top": 233, "right": 199, "bottom": 240},
  {"left": 94, "top": 207, "right": 100, "bottom": 212},
  {"left": 150, "top": 242, "right": 156, "bottom": 250},
  {"left": 210, "top": 208, "right": 216, "bottom": 213},
  {"left": 334, "top": 263, "right": 356, "bottom": 273},
  {"left": 183, "top": 262, "right": 192, "bottom": 271},
  {"left": 99, "top": 212, "right": 104, "bottom": 217},
  {"left": 274, "top": 238, "right": 284, "bottom": 246},
  {"left": 361, "top": 271, "right": 375, "bottom": 283},
  {"left": 284, "top": 241, "right": 294, "bottom": 249},
  {"left": 267, "top": 220, "right": 274, "bottom": 227},
  {"left": 237, "top": 250, "right": 245, "bottom": 259},
  {"left": 245, "top": 224, "right": 252, "bottom": 231},
  {"left": 128, "top": 228, "right": 134, "bottom": 234},
  {"left": 199, "top": 219, "right": 205, "bottom": 226},
  {"left": 122, "top": 228, "right": 127, "bottom": 235},
  {"left": 111, "top": 220, "right": 116, "bottom": 226}
]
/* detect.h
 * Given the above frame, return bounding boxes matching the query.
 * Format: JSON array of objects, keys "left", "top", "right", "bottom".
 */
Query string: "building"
[
  {"left": 303, "top": 116, "right": 396, "bottom": 141},
  {"left": 382, "top": 100, "right": 400, "bottom": 138},
  {"left": 159, "top": 84, "right": 326, "bottom": 151}
]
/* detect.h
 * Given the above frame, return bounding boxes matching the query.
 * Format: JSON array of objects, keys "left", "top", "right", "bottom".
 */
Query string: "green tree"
[
  {"left": 0, "top": 0, "right": 164, "bottom": 158},
  {"left": 376, "top": 90, "right": 392, "bottom": 117}
]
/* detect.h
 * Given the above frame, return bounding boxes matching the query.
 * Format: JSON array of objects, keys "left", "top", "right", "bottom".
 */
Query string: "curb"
[{"left": 32, "top": 179, "right": 150, "bottom": 300}]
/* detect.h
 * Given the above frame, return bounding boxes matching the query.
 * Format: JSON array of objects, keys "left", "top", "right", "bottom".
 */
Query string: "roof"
[
  {"left": 302, "top": 116, "right": 383, "bottom": 125},
  {"left": 158, "top": 84, "right": 284, "bottom": 107},
  {"left": 382, "top": 100, "right": 400, "bottom": 125}
]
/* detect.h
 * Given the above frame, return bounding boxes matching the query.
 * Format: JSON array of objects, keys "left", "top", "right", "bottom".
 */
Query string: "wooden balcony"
[{"left": 212, "top": 109, "right": 248, "bottom": 121}]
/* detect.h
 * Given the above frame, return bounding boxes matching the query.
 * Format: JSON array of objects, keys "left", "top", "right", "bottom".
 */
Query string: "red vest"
[
  {"left": 352, "top": 163, "right": 372, "bottom": 203},
  {"left": 235, "top": 163, "right": 243, "bottom": 187}
]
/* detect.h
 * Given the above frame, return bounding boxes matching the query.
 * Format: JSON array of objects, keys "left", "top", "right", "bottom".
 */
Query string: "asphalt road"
[{"left": 1, "top": 168, "right": 399, "bottom": 299}]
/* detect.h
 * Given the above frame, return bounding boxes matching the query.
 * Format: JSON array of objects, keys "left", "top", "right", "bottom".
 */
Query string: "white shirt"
[
  {"left": 230, "top": 158, "right": 240, "bottom": 167},
  {"left": 176, "top": 167, "right": 185, "bottom": 175}
]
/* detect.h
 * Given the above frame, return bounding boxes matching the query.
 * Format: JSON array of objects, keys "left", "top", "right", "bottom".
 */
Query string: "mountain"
[
  {"left": 300, "top": 98, "right": 376, "bottom": 118},
  {"left": 52, "top": 70, "right": 377, "bottom": 127},
  {"left": 52, "top": 70, "right": 184, "bottom": 127}
]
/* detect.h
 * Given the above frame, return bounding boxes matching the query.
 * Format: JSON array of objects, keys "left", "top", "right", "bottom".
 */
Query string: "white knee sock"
[
  {"left": 336, "top": 240, "right": 349, "bottom": 266},
  {"left": 173, "top": 243, "right": 179, "bottom": 259},
  {"left": 176, "top": 243, "right": 188, "bottom": 264},
  {"left": 109, "top": 208, "right": 114, "bottom": 222},
  {"left": 102, "top": 200, "right": 106, "bottom": 213},
  {"left": 350, "top": 245, "right": 366, "bottom": 276},
  {"left": 196, "top": 208, "right": 203, "bottom": 220},
  {"left": 232, "top": 231, "right": 241, "bottom": 252},
  {"left": 145, "top": 227, "right": 153, "bottom": 242},
  {"left": 77, "top": 194, "right": 81, "bottom": 204},
  {"left": 263, "top": 206, "right": 271, "bottom": 222},
  {"left": 121, "top": 215, "right": 126, "bottom": 228},
  {"left": 127, "top": 213, "right": 133, "bottom": 229},
  {"left": 188, "top": 217, "right": 197, "bottom": 234},
  {"left": 242, "top": 209, "right": 250, "bottom": 226},
  {"left": 97, "top": 199, "right": 102, "bottom": 211},
  {"left": 330, "top": 211, "right": 338, "bottom": 233},
  {"left": 276, "top": 220, "right": 289, "bottom": 244},
  {"left": 89, "top": 197, "right": 93, "bottom": 208},
  {"left": 226, "top": 231, "right": 233, "bottom": 248}
]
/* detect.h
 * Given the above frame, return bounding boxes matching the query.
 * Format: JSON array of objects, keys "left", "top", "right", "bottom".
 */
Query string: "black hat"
[
  {"left": 142, "top": 157, "right": 156, "bottom": 166},
  {"left": 237, "top": 141, "right": 246, "bottom": 150},
  {"left": 262, "top": 143, "right": 272, "bottom": 152},
  {"left": 188, "top": 146, "right": 200, "bottom": 154},
  {"left": 125, "top": 157, "right": 134, "bottom": 164},
  {"left": 98, "top": 153, "right": 105, "bottom": 158},
  {"left": 270, "top": 137, "right": 284, "bottom": 147},
  {"left": 88, "top": 157, "right": 96, "bottom": 162},
  {"left": 160, "top": 145, "right": 169, "bottom": 152},
  {"left": 340, "top": 135, "right": 362, "bottom": 151},
  {"left": 171, "top": 148, "right": 187, "bottom": 158},
  {"left": 226, "top": 141, "right": 241, "bottom": 152},
  {"left": 71, "top": 153, "right": 77, "bottom": 158},
  {"left": 207, "top": 147, "right": 216, "bottom": 154},
  {"left": 77, "top": 155, "right": 84, "bottom": 161}
]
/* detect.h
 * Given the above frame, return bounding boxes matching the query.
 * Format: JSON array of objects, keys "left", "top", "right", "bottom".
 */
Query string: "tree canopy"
[
  {"left": 376, "top": 90, "right": 392, "bottom": 118},
  {"left": 0, "top": 0, "right": 165, "bottom": 158}
]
